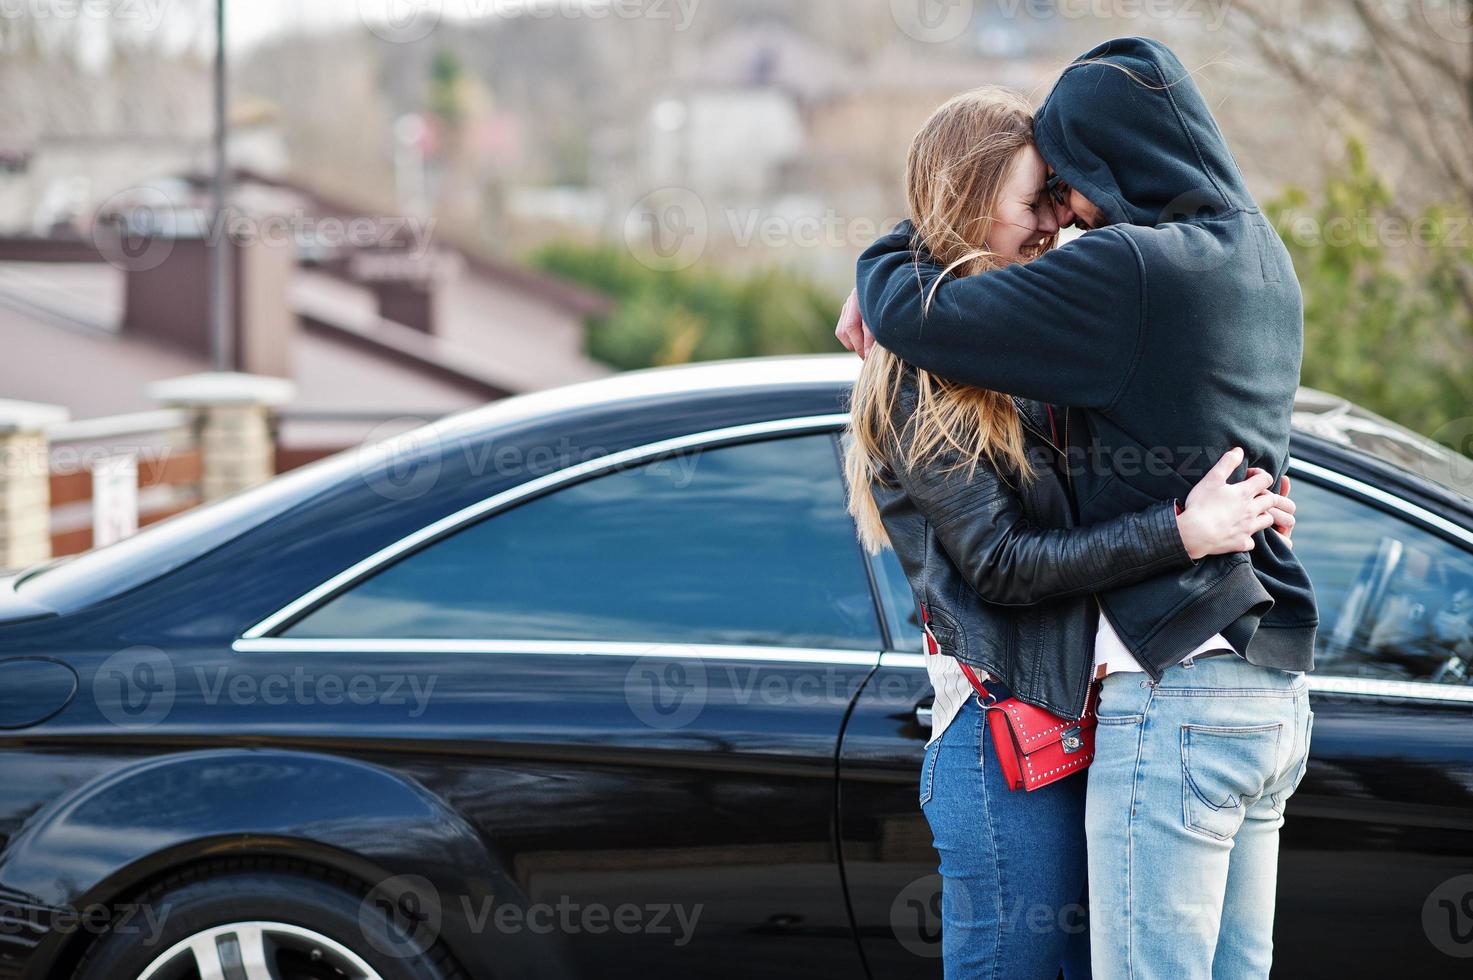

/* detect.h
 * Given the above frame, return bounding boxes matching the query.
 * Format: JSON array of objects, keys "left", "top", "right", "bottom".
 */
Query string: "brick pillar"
[
  {"left": 147, "top": 373, "right": 296, "bottom": 503},
  {"left": 0, "top": 400, "right": 68, "bottom": 571}
]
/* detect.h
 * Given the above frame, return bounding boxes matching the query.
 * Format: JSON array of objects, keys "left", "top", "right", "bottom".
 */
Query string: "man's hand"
[
  {"left": 835, "top": 288, "right": 877, "bottom": 359},
  {"left": 1177, "top": 449, "right": 1290, "bottom": 560},
  {"left": 1247, "top": 467, "right": 1295, "bottom": 548}
]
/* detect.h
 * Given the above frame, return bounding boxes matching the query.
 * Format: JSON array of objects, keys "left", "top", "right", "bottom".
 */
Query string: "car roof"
[
  {"left": 427, "top": 355, "right": 1471, "bottom": 498},
  {"left": 9, "top": 354, "right": 1469, "bottom": 618},
  {"left": 425, "top": 353, "right": 862, "bottom": 440},
  {"left": 1291, "top": 387, "right": 1472, "bottom": 499}
]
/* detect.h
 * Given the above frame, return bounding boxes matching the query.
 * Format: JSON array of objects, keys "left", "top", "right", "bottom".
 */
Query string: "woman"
[{"left": 843, "top": 87, "right": 1289, "bottom": 979}]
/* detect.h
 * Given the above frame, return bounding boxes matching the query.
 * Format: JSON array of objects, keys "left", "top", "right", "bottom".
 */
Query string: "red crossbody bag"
[{"left": 922, "top": 602, "right": 1098, "bottom": 792}]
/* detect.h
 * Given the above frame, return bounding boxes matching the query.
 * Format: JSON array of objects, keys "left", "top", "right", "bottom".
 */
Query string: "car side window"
[
  {"left": 1292, "top": 476, "right": 1473, "bottom": 684},
  {"left": 281, "top": 434, "right": 883, "bottom": 650},
  {"left": 873, "top": 548, "right": 924, "bottom": 654},
  {"left": 834, "top": 429, "right": 925, "bottom": 654}
]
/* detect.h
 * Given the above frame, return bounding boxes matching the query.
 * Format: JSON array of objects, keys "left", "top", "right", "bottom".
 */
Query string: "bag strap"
[
  {"left": 920, "top": 577, "right": 994, "bottom": 703},
  {"left": 956, "top": 660, "right": 996, "bottom": 705}
]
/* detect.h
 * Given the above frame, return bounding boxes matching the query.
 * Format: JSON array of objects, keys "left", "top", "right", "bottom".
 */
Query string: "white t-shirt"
[
  {"left": 924, "top": 648, "right": 977, "bottom": 747},
  {"left": 1092, "top": 604, "right": 1236, "bottom": 677}
]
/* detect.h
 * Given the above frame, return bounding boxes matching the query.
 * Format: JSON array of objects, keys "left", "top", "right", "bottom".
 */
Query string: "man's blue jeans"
[
  {"left": 1085, "top": 655, "right": 1314, "bottom": 980},
  {"left": 920, "top": 683, "right": 1093, "bottom": 979}
]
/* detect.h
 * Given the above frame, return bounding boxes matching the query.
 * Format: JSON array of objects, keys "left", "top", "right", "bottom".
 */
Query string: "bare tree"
[{"left": 1229, "top": 0, "right": 1473, "bottom": 211}]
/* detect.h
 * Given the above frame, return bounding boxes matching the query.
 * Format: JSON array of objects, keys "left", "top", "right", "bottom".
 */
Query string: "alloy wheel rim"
[{"left": 135, "top": 920, "right": 386, "bottom": 980}]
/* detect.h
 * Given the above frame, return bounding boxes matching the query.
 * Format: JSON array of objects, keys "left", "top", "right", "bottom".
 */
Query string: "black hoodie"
[{"left": 855, "top": 36, "right": 1317, "bottom": 679}]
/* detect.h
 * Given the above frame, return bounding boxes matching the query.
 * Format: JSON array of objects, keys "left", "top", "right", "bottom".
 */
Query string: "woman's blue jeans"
[{"left": 920, "top": 680, "right": 1093, "bottom": 979}]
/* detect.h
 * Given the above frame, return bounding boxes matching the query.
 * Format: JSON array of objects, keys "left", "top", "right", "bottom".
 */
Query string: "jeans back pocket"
[{"left": 1181, "top": 722, "right": 1283, "bottom": 840}]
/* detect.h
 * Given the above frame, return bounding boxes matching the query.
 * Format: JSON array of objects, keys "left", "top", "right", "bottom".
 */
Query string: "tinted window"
[
  {"left": 12, "top": 446, "right": 369, "bottom": 614},
  {"left": 1293, "top": 477, "right": 1473, "bottom": 683},
  {"left": 835, "top": 429, "right": 925, "bottom": 653},
  {"left": 873, "top": 548, "right": 924, "bottom": 654},
  {"left": 284, "top": 434, "right": 882, "bottom": 649}
]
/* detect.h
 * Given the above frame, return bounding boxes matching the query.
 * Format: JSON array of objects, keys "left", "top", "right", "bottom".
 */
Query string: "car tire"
[{"left": 69, "top": 855, "right": 465, "bottom": 980}]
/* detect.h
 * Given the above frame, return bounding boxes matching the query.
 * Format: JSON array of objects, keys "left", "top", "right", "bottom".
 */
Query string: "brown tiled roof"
[
  {"left": 0, "top": 258, "right": 605, "bottom": 428},
  {"left": 182, "top": 167, "right": 615, "bottom": 319}
]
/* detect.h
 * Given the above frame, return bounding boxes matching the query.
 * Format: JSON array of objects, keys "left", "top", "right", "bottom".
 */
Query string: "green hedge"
[
  {"left": 1267, "top": 138, "right": 1473, "bottom": 448},
  {"left": 530, "top": 241, "right": 844, "bottom": 370}
]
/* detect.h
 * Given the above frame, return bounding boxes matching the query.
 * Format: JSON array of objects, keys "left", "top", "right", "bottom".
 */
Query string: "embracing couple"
[{"left": 837, "top": 37, "right": 1318, "bottom": 980}]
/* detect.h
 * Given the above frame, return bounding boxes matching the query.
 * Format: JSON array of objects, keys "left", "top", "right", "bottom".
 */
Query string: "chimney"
[
  {"left": 365, "top": 276, "right": 437, "bottom": 335},
  {"left": 349, "top": 249, "right": 456, "bottom": 335},
  {"left": 234, "top": 226, "right": 295, "bottom": 377},
  {"left": 119, "top": 216, "right": 295, "bottom": 378}
]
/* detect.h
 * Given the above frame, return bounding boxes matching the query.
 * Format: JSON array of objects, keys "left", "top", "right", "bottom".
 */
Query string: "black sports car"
[{"left": 2, "top": 355, "right": 1472, "bottom": 979}]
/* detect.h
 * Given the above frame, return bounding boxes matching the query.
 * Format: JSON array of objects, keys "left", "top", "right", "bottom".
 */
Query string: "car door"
[
  {"left": 1269, "top": 462, "right": 1473, "bottom": 977},
  {"left": 835, "top": 537, "right": 945, "bottom": 978},
  {"left": 836, "top": 455, "right": 1473, "bottom": 979},
  {"left": 238, "top": 424, "right": 882, "bottom": 979}
]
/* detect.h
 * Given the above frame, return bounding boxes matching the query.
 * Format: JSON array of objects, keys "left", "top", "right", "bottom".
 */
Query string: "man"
[{"left": 835, "top": 37, "right": 1317, "bottom": 980}]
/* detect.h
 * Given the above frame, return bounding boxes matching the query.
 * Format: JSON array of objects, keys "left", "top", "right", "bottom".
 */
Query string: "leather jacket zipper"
[
  {"left": 1014, "top": 404, "right": 1063, "bottom": 457},
  {"left": 1059, "top": 404, "right": 1100, "bottom": 719},
  {"left": 1011, "top": 401, "right": 1101, "bottom": 718},
  {"left": 1023, "top": 402, "right": 1077, "bottom": 510}
]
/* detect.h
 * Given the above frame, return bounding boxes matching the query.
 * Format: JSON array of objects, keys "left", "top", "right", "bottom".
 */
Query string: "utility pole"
[{"left": 210, "top": 0, "right": 232, "bottom": 371}]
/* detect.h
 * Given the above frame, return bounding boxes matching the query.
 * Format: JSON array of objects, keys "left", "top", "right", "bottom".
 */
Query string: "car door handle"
[{"left": 914, "top": 702, "right": 933, "bottom": 728}]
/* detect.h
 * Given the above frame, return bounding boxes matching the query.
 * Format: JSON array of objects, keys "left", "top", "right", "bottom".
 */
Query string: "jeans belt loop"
[{"left": 1182, "top": 648, "right": 1234, "bottom": 670}]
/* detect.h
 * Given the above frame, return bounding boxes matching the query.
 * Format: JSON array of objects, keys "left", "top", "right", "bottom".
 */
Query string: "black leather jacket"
[{"left": 870, "top": 366, "right": 1197, "bottom": 719}]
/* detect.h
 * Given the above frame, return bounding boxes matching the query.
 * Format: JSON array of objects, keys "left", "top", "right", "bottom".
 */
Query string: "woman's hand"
[
  {"left": 1176, "top": 448, "right": 1295, "bottom": 560},
  {"left": 1247, "top": 468, "right": 1295, "bottom": 547},
  {"left": 835, "top": 288, "right": 877, "bottom": 358}
]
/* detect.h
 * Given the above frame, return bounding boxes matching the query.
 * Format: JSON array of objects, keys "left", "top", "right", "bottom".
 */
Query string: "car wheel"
[{"left": 70, "top": 856, "right": 464, "bottom": 980}]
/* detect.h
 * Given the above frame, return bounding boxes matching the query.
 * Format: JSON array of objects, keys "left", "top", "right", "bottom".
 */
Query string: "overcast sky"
[{"left": 225, "top": 1, "right": 659, "bottom": 51}]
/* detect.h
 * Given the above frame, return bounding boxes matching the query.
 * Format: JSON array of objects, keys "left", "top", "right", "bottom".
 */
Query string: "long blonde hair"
[{"left": 845, "top": 86, "right": 1053, "bottom": 554}]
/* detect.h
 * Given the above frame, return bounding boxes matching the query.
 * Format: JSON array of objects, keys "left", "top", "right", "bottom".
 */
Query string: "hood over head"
[{"left": 1034, "top": 37, "right": 1254, "bottom": 228}]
